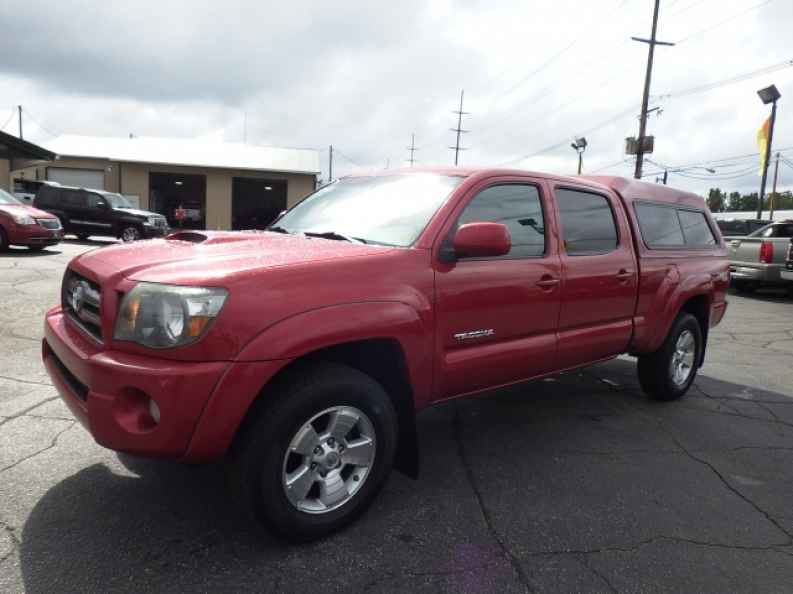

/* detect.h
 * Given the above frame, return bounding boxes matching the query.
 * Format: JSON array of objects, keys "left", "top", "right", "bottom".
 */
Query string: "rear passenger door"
[{"left": 552, "top": 185, "right": 637, "bottom": 369}]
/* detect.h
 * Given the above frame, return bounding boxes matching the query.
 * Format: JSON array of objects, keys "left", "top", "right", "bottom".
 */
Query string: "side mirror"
[
  {"left": 453, "top": 222, "right": 511, "bottom": 259},
  {"left": 97, "top": 201, "right": 109, "bottom": 209}
]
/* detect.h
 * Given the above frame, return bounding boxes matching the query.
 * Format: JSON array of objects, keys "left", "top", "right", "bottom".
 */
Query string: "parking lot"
[{"left": 2, "top": 241, "right": 793, "bottom": 594}]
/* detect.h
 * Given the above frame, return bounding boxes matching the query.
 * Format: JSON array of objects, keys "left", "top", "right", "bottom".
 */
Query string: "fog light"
[{"left": 148, "top": 399, "right": 161, "bottom": 424}]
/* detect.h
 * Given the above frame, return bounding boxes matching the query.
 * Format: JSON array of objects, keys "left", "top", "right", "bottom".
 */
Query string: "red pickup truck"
[{"left": 42, "top": 168, "right": 729, "bottom": 540}]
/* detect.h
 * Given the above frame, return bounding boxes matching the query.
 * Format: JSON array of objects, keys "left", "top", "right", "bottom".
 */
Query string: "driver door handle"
[
  {"left": 616, "top": 269, "right": 633, "bottom": 282},
  {"left": 536, "top": 276, "right": 560, "bottom": 289}
]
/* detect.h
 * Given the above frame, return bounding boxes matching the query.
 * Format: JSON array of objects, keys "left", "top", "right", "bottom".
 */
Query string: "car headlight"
[
  {"left": 12, "top": 213, "right": 35, "bottom": 225},
  {"left": 114, "top": 282, "right": 228, "bottom": 348},
  {"left": 146, "top": 216, "right": 159, "bottom": 225}
]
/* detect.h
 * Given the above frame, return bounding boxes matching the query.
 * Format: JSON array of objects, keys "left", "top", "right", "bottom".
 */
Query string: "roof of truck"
[{"left": 345, "top": 167, "right": 707, "bottom": 209}]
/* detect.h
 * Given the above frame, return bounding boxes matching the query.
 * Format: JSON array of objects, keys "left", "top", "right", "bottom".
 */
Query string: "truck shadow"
[{"left": 17, "top": 358, "right": 793, "bottom": 593}]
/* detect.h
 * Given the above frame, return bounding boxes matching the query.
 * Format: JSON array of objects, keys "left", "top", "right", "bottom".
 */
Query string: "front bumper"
[
  {"left": 8, "top": 222, "right": 63, "bottom": 246},
  {"left": 43, "top": 308, "right": 228, "bottom": 459},
  {"left": 141, "top": 224, "right": 170, "bottom": 239}
]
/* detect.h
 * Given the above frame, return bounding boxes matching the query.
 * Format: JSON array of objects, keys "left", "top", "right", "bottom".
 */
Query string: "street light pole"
[{"left": 757, "top": 98, "right": 778, "bottom": 219}]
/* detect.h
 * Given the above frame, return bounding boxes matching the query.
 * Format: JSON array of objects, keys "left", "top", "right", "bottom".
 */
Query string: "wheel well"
[
  {"left": 250, "top": 339, "right": 419, "bottom": 478},
  {"left": 681, "top": 295, "right": 710, "bottom": 367}
]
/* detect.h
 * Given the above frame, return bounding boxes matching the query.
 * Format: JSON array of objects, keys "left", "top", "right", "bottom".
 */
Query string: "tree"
[
  {"left": 728, "top": 191, "right": 742, "bottom": 210},
  {"left": 706, "top": 188, "right": 725, "bottom": 212}
]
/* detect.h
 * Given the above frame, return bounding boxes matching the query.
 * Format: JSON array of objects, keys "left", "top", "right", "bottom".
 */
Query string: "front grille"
[
  {"left": 62, "top": 269, "right": 103, "bottom": 343},
  {"left": 37, "top": 218, "right": 61, "bottom": 230}
]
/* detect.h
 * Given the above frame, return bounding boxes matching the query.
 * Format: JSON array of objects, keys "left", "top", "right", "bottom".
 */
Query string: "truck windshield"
[
  {"left": 0, "top": 188, "right": 22, "bottom": 205},
  {"left": 274, "top": 174, "right": 464, "bottom": 246},
  {"left": 103, "top": 193, "right": 132, "bottom": 208}
]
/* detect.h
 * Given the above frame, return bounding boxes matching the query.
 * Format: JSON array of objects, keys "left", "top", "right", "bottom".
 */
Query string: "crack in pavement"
[
  {"left": 522, "top": 534, "right": 793, "bottom": 557},
  {"left": 0, "top": 421, "right": 76, "bottom": 474},
  {"left": 0, "top": 374, "right": 52, "bottom": 388},
  {"left": 575, "top": 553, "right": 618, "bottom": 593},
  {"left": 452, "top": 404, "right": 536, "bottom": 594},
  {"left": 0, "top": 518, "right": 20, "bottom": 566},
  {"left": 0, "top": 396, "right": 60, "bottom": 428}
]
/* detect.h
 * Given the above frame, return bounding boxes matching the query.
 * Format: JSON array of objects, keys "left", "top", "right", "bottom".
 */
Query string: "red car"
[
  {"left": 42, "top": 168, "right": 729, "bottom": 540},
  {"left": 0, "top": 188, "right": 63, "bottom": 250}
]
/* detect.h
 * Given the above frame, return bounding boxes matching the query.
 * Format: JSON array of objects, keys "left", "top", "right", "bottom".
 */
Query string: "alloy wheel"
[{"left": 281, "top": 405, "right": 376, "bottom": 514}]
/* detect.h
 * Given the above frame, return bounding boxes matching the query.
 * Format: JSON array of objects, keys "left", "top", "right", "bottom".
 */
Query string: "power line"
[
  {"left": 653, "top": 59, "right": 793, "bottom": 101},
  {"left": 334, "top": 148, "right": 363, "bottom": 168},
  {"left": 0, "top": 107, "right": 15, "bottom": 132},
  {"left": 589, "top": 158, "right": 632, "bottom": 173},
  {"left": 675, "top": 0, "right": 774, "bottom": 44},
  {"left": 20, "top": 107, "right": 61, "bottom": 138},
  {"left": 669, "top": 0, "right": 708, "bottom": 17},
  {"left": 498, "top": 0, "right": 630, "bottom": 100}
]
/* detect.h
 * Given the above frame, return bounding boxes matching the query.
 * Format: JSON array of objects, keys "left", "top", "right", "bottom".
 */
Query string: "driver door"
[{"left": 433, "top": 179, "right": 562, "bottom": 400}]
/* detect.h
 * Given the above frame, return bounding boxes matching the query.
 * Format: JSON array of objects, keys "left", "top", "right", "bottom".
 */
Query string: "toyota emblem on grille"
[{"left": 71, "top": 281, "right": 86, "bottom": 313}]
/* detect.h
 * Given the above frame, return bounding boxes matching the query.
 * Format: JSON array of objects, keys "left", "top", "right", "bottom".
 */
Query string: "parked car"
[
  {"left": 42, "top": 169, "right": 729, "bottom": 540},
  {"left": 34, "top": 183, "right": 169, "bottom": 241},
  {"left": 0, "top": 187, "right": 63, "bottom": 251},
  {"left": 724, "top": 220, "right": 793, "bottom": 292},
  {"left": 715, "top": 218, "right": 771, "bottom": 237}
]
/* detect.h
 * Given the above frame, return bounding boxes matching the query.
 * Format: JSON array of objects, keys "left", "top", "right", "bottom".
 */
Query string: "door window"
[
  {"left": 85, "top": 193, "right": 107, "bottom": 209},
  {"left": 635, "top": 203, "right": 685, "bottom": 247},
  {"left": 456, "top": 184, "right": 545, "bottom": 258},
  {"left": 678, "top": 209, "right": 717, "bottom": 246},
  {"left": 556, "top": 188, "right": 618, "bottom": 255}
]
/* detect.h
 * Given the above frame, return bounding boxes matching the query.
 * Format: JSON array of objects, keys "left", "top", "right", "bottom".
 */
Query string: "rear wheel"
[
  {"left": 637, "top": 313, "right": 702, "bottom": 401},
  {"left": 229, "top": 362, "right": 398, "bottom": 541},
  {"left": 27, "top": 246, "right": 46, "bottom": 252},
  {"left": 0, "top": 226, "right": 8, "bottom": 251},
  {"left": 76, "top": 233, "right": 90, "bottom": 241}
]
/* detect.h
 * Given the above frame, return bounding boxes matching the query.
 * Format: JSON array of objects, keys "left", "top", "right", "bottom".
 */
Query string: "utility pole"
[
  {"left": 632, "top": 0, "right": 674, "bottom": 179},
  {"left": 406, "top": 133, "right": 418, "bottom": 166},
  {"left": 449, "top": 89, "right": 469, "bottom": 166},
  {"left": 17, "top": 105, "right": 22, "bottom": 140},
  {"left": 770, "top": 152, "right": 780, "bottom": 220},
  {"left": 328, "top": 145, "right": 333, "bottom": 183}
]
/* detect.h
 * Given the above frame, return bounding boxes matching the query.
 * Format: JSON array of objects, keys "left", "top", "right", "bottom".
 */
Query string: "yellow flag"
[{"left": 757, "top": 116, "right": 771, "bottom": 175}]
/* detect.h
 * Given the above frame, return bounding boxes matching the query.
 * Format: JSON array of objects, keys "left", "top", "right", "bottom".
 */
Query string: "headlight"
[
  {"left": 114, "top": 282, "right": 228, "bottom": 348},
  {"left": 12, "top": 213, "right": 35, "bottom": 225},
  {"left": 146, "top": 216, "right": 159, "bottom": 225}
]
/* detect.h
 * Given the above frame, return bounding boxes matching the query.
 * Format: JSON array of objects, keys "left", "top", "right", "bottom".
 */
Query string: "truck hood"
[
  {"left": 113, "top": 207, "right": 160, "bottom": 218},
  {"left": 0, "top": 203, "right": 59, "bottom": 219},
  {"left": 70, "top": 231, "right": 395, "bottom": 285}
]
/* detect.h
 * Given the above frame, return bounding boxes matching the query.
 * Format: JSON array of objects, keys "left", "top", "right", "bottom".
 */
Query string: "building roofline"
[{"left": 0, "top": 130, "right": 56, "bottom": 161}]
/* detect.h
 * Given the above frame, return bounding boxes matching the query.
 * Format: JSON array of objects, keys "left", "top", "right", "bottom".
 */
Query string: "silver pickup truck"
[{"left": 726, "top": 220, "right": 793, "bottom": 293}]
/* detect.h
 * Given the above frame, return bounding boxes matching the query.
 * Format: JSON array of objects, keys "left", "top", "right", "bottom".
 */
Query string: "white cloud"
[{"left": 1, "top": 0, "right": 792, "bottom": 196}]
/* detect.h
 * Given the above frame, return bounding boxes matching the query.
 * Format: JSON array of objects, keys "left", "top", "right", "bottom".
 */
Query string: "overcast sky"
[{"left": 1, "top": 0, "right": 792, "bottom": 196}]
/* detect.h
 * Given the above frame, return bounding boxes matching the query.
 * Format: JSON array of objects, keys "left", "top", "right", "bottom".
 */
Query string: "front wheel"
[
  {"left": 228, "top": 363, "right": 398, "bottom": 541},
  {"left": 637, "top": 313, "right": 702, "bottom": 401},
  {"left": 0, "top": 226, "right": 8, "bottom": 251},
  {"left": 120, "top": 226, "right": 141, "bottom": 242}
]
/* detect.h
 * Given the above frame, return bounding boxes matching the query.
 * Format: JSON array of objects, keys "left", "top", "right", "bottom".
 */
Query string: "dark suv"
[{"left": 34, "top": 183, "right": 169, "bottom": 241}]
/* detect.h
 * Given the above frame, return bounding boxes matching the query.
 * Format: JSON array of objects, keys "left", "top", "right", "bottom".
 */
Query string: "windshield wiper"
[
  {"left": 267, "top": 225, "right": 290, "bottom": 234},
  {"left": 303, "top": 231, "right": 367, "bottom": 244}
]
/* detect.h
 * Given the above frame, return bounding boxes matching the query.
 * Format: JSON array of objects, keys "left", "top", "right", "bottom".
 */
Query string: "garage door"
[{"left": 47, "top": 167, "right": 105, "bottom": 190}]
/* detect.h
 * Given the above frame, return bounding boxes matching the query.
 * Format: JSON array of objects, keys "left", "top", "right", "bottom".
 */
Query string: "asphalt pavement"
[{"left": 2, "top": 240, "right": 793, "bottom": 594}]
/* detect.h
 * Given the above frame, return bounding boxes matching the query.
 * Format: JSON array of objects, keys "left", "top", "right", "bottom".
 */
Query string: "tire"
[
  {"left": 637, "top": 313, "right": 703, "bottom": 401},
  {"left": 76, "top": 234, "right": 90, "bottom": 241},
  {"left": 27, "top": 246, "right": 46, "bottom": 252},
  {"left": 120, "top": 226, "right": 141, "bottom": 242},
  {"left": 0, "top": 226, "right": 8, "bottom": 251},
  {"left": 228, "top": 362, "right": 398, "bottom": 542}
]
